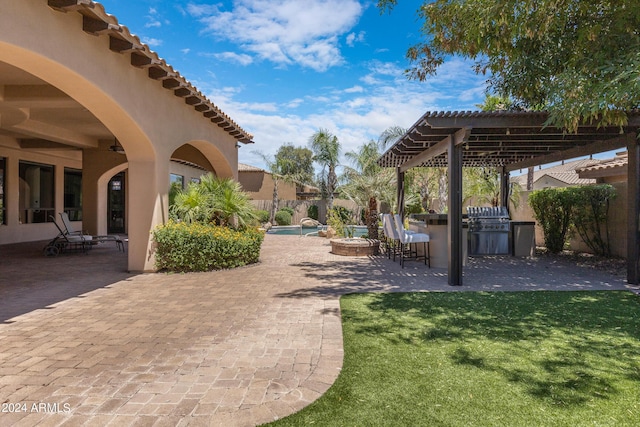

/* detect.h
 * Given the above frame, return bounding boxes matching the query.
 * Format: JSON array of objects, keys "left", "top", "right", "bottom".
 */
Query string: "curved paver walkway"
[{"left": 0, "top": 235, "right": 635, "bottom": 426}]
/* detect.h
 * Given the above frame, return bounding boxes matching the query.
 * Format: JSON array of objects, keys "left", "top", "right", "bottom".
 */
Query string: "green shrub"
[
  {"left": 569, "top": 185, "right": 616, "bottom": 256},
  {"left": 152, "top": 221, "right": 264, "bottom": 272},
  {"left": 529, "top": 188, "right": 574, "bottom": 253},
  {"left": 405, "top": 200, "right": 424, "bottom": 216},
  {"left": 307, "top": 204, "right": 319, "bottom": 220},
  {"left": 279, "top": 206, "right": 295, "bottom": 216},
  {"left": 256, "top": 209, "right": 270, "bottom": 223},
  {"left": 275, "top": 210, "right": 292, "bottom": 225}
]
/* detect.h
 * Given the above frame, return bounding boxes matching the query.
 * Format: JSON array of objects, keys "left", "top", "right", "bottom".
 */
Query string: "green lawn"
[{"left": 266, "top": 291, "right": 640, "bottom": 427}]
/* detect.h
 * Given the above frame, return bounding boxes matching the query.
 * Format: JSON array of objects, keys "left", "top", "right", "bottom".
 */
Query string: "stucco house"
[
  {"left": 510, "top": 158, "right": 599, "bottom": 189},
  {"left": 577, "top": 151, "right": 628, "bottom": 183},
  {"left": 238, "top": 163, "right": 320, "bottom": 201},
  {"left": 0, "top": 1, "right": 253, "bottom": 271}
]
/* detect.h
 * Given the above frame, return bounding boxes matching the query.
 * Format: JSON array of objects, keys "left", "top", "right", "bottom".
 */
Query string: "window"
[
  {"left": 170, "top": 173, "right": 184, "bottom": 190},
  {"left": 19, "top": 161, "right": 55, "bottom": 224},
  {"left": 0, "top": 158, "right": 5, "bottom": 225},
  {"left": 64, "top": 168, "right": 82, "bottom": 221}
]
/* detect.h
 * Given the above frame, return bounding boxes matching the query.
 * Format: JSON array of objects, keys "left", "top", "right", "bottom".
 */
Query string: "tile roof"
[
  {"left": 576, "top": 152, "right": 628, "bottom": 174},
  {"left": 238, "top": 163, "right": 266, "bottom": 172},
  {"left": 511, "top": 158, "right": 599, "bottom": 186},
  {"left": 48, "top": 0, "right": 253, "bottom": 143}
]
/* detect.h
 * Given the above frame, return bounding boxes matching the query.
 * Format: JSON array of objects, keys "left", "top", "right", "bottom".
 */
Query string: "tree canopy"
[
  {"left": 274, "top": 144, "right": 315, "bottom": 185},
  {"left": 378, "top": 0, "right": 640, "bottom": 131}
]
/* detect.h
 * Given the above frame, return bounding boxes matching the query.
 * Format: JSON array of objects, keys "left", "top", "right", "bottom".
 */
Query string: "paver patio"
[{"left": 0, "top": 235, "right": 635, "bottom": 426}]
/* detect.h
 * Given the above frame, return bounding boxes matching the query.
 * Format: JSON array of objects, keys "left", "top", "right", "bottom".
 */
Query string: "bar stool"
[{"left": 393, "top": 214, "right": 430, "bottom": 268}]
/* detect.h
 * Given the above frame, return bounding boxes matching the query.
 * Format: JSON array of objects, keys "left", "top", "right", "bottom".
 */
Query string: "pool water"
[{"left": 266, "top": 225, "right": 370, "bottom": 237}]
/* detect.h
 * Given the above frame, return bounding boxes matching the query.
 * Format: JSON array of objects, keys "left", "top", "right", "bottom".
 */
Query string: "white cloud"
[
  {"left": 346, "top": 31, "right": 365, "bottom": 47},
  {"left": 145, "top": 7, "right": 166, "bottom": 28},
  {"left": 285, "top": 98, "right": 304, "bottom": 108},
  {"left": 181, "top": 48, "right": 191, "bottom": 55},
  {"left": 142, "top": 37, "right": 163, "bottom": 47},
  {"left": 213, "top": 52, "right": 254, "bottom": 66},
  {"left": 217, "top": 58, "right": 488, "bottom": 170},
  {"left": 344, "top": 85, "right": 364, "bottom": 93},
  {"left": 187, "top": 0, "right": 363, "bottom": 72}
]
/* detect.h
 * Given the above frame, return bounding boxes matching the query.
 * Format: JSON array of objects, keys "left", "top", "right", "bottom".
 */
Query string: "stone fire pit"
[{"left": 330, "top": 238, "right": 380, "bottom": 256}]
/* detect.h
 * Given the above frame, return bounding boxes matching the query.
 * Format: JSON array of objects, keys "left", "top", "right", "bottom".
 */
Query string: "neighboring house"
[
  {"left": 576, "top": 151, "right": 628, "bottom": 183},
  {"left": 511, "top": 158, "right": 599, "bottom": 189},
  {"left": 238, "top": 163, "right": 320, "bottom": 200},
  {"left": 0, "top": 2, "right": 252, "bottom": 272}
]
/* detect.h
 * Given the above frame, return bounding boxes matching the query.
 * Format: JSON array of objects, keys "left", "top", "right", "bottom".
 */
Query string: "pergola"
[{"left": 378, "top": 111, "right": 640, "bottom": 286}]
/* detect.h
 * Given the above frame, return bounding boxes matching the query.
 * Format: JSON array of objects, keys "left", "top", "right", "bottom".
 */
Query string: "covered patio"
[
  {"left": 0, "top": 1, "right": 253, "bottom": 272},
  {"left": 378, "top": 111, "right": 640, "bottom": 286}
]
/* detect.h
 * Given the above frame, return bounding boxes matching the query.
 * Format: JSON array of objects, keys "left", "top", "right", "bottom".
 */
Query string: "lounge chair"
[
  {"left": 59, "top": 212, "right": 125, "bottom": 252},
  {"left": 43, "top": 215, "right": 92, "bottom": 256}
]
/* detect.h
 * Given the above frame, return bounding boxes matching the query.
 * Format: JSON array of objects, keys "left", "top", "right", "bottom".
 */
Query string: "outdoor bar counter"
[
  {"left": 408, "top": 214, "right": 536, "bottom": 269},
  {"left": 408, "top": 214, "right": 468, "bottom": 269}
]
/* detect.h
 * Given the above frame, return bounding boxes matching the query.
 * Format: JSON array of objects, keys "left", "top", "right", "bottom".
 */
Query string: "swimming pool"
[{"left": 266, "top": 225, "right": 370, "bottom": 237}]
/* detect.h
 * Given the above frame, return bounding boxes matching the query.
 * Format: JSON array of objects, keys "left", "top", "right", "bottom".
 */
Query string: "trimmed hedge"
[
  {"left": 275, "top": 210, "right": 292, "bottom": 225},
  {"left": 152, "top": 221, "right": 264, "bottom": 272}
]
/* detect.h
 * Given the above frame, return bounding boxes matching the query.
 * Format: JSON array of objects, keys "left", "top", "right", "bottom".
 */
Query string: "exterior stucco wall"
[
  {"left": 0, "top": 136, "right": 82, "bottom": 244},
  {"left": 239, "top": 171, "right": 297, "bottom": 200}
]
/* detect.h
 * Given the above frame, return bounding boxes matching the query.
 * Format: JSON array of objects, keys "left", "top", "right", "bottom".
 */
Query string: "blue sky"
[{"left": 97, "top": 0, "right": 489, "bottom": 170}]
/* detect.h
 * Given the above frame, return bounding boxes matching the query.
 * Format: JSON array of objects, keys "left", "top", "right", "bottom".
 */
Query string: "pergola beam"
[
  {"left": 505, "top": 133, "right": 631, "bottom": 172},
  {"left": 399, "top": 127, "right": 471, "bottom": 172}
]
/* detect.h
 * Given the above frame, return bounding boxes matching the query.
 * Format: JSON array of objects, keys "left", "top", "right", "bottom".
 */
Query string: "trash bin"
[{"left": 511, "top": 221, "right": 536, "bottom": 257}]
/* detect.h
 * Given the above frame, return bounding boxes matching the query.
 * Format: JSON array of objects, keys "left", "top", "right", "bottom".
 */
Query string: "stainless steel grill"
[{"left": 467, "top": 206, "right": 511, "bottom": 255}]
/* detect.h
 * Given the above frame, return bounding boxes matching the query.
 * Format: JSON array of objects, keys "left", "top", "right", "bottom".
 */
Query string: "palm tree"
[
  {"left": 378, "top": 125, "right": 406, "bottom": 149},
  {"left": 170, "top": 174, "right": 256, "bottom": 228},
  {"left": 309, "top": 129, "right": 341, "bottom": 211},
  {"left": 200, "top": 174, "right": 256, "bottom": 228},
  {"left": 254, "top": 151, "right": 299, "bottom": 224},
  {"left": 463, "top": 167, "right": 521, "bottom": 209},
  {"left": 341, "top": 139, "right": 396, "bottom": 239},
  {"left": 169, "top": 183, "right": 211, "bottom": 224}
]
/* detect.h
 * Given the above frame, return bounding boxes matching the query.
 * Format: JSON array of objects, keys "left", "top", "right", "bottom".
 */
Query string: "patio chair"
[
  {"left": 43, "top": 215, "right": 92, "bottom": 256},
  {"left": 59, "top": 212, "right": 125, "bottom": 252},
  {"left": 393, "top": 214, "right": 430, "bottom": 269}
]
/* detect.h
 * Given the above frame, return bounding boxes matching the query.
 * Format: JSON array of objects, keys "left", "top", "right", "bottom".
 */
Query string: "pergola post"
[
  {"left": 448, "top": 134, "right": 463, "bottom": 286},
  {"left": 499, "top": 167, "right": 510, "bottom": 213},
  {"left": 628, "top": 135, "right": 640, "bottom": 285},
  {"left": 396, "top": 167, "right": 405, "bottom": 219}
]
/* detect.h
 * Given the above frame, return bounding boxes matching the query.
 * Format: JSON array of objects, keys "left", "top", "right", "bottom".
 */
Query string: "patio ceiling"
[{"left": 378, "top": 111, "right": 640, "bottom": 172}]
